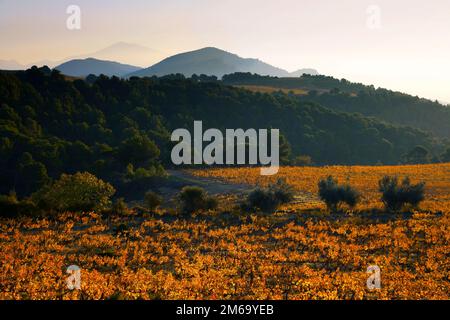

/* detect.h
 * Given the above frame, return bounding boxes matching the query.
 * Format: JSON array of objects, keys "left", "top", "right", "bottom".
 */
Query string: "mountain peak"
[
  {"left": 77, "top": 42, "right": 165, "bottom": 68},
  {"left": 127, "top": 47, "right": 290, "bottom": 78},
  {"left": 55, "top": 58, "right": 141, "bottom": 77}
]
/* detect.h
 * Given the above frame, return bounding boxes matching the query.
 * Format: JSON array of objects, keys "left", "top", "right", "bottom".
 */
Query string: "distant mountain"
[
  {"left": 0, "top": 59, "right": 25, "bottom": 70},
  {"left": 290, "top": 68, "right": 319, "bottom": 77},
  {"left": 55, "top": 58, "right": 141, "bottom": 77},
  {"left": 76, "top": 42, "right": 165, "bottom": 68},
  {"left": 127, "top": 47, "right": 312, "bottom": 78},
  {"left": 14, "top": 43, "right": 163, "bottom": 70},
  {"left": 5, "top": 45, "right": 318, "bottom": 79}
]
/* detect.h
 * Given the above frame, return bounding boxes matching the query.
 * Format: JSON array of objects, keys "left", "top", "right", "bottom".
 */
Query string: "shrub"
[
  {"left": 441, "top": 148, "right": 450, "bottom": 162},
  {"left": 318, "top": 176, "right": 360, "bottom": 211},
  {"left": 144, "top": 191, "right": 163, "bottom": 211},
  {"left": 178, "top": 186, "right": 218, "bottom": 214},
  {"left": 33, "top": 172, "right": 115, "bottom": 212},
  {"left": 244, "top": 178, "right": 295, "bottom": 213},
  {"left": 0, "top": 192, "right": 39, "bottom": 218},
  {"left": 112, "top": 198, "right": 129, "bottom": 215},
  {"left": 293, "top": 155, "right": 313, "bottom": 166},
  {"left": 403, "top": 145, "right": 430, "bottom": 164},
  {"left": 0, "top": 192, "right": 19, "bottom": 218},
  {"left": 338, "top": 184, "right": 360, "bottom": 208},
  {"left": 378, "top": 176, "right": 425, "bottom": 211}
]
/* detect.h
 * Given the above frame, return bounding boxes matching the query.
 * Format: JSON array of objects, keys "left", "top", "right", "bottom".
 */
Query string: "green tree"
[
  {"left": 279, "top": 133, "right": 292, "bottom": 165},
  {"left": 117, "top": 134, "right": 160, "bottom": 166},
  {"left": 441, "top": 148, "right": 450, "bottom": 162},
  {"left": 16, "top": 152, "right": 50, "bottom": 196},
  {"left": 144, "top": 191, "right": 163, "bottom": 211},
  {"left": 34, "top": 172, "right": 115, "bottom": 212},
  {"left": 404, "top": 146, "right": 430, "bottom": 164}
]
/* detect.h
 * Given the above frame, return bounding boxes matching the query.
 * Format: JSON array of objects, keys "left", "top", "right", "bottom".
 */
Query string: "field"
[
  {"left": 0, "top": 164, "right": 449, "bottom": 300},
  {"left": 190, "top": 163, "right": 450, "bottom": 212}
]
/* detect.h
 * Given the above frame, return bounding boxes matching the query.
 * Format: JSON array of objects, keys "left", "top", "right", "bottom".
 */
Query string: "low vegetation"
[
  {"left": 0, "top": 165, "right": 448, "bottom": 300},
  {"left": 177, "top": 186, "right": 218, "bottom": 214},
  {"left": 378, "top": 176, "right": 425, "bottom": 211},
  {"left": 318, "top": 176, "right": 360, "bottom": 211},
  {"left": 111, "top": 197, "right": 129, "bottom": 216},
  {"left": 243, "top": 178, "right": 295, "bottom": 213},
  {"left": 144, "top": 191, "right": 163, "bottom": 212}
]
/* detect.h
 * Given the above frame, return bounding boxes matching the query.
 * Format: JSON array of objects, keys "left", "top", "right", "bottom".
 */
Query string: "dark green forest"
[
  {"left": 0, "top": 67, "right": 447, "bottom": 199},
  {"left": 223, "top": 73, "right": 450, "bottom": 138}
]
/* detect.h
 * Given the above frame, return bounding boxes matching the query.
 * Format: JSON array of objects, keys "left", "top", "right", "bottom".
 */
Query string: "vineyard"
[{"left": 0, "top": 164, "right": 449, "bottom": 300}]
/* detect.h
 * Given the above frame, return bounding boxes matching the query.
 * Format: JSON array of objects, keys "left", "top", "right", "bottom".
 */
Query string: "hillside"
[
  {"left": 127, "top": 47, "right": 317, "bottom": 78},
  {"left": 0, "top": 67, "right": 442, "bottom": 198},
  {"left": 55, "top": 58, "right": 141, "bottom": 77},
  {"left": 223, "top": 73, "right": 450, "bottom": 139}
]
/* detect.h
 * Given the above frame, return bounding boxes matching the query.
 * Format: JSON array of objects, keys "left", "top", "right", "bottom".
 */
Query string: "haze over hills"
[
  {"left": 72, "top": 42, "right": 165, "bottom": 68},
  {"left": 55, "top": 58, "right": 141, "bottom": 77},
  {"left": 0, "top": 60, "right": 25, "bottom": 70},
  {"left": 0, "top": 42, "right": 164, "bottom": 70},
  {"left": 127, "top": 47, "right": 318, "bottom": 78},
  {"left": 290, "top": 68, "right": 320, "bottom": 77},
  {"left": 2, "top": 45, "right": 318, "bottom": 79}
]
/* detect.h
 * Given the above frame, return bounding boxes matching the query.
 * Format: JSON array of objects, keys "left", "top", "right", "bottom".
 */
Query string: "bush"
[
  {"left": 378, "top": 176, "right": 425, "bottom": 211},
  {"left": 338, "top": 184, "right": 360, "bottom": 208},
  {"left": 244, "top": 178, "right": 295, "bottom": 213},
  {"left": 112, "top": 198, "right": 129, "bottom": 215},
  {"left": 403, "top": 145, "right": 430, "bottom": 164},
  {"left": 0, "top": 192, "right": 39, "bottom": 218},
  {"left": 144, "top": 191, "right": 163, "bottom": 211},
  {"left": 318, "top": 176, "right": 360, "bottom": 211},
  {"left": 178, "top": 186, "right": 218, "bottom": 214},
  {"left": 0, "top": 192, "right": 19, "bottom": 218},
  {"left": 33, "top": 172, "right": 115, "bottom": 212},
  {"left": 293, "top": 155, "right": 312, "bottom": 166}
]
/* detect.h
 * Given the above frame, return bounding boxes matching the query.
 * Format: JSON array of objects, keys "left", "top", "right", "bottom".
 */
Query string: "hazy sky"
[{"left": 1, "top": 0, "right": 449, "bottom": 102}]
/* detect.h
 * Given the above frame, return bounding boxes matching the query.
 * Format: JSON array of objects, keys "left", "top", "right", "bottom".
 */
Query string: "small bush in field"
[
  {"left": 144, "top": 191, "right": 163, "bottom": 211},
  {"left": 112, "top": 198, "right": 129, "bottom": 215},
  {"left": 378, "top": 176, "right": 425, "bottom": 211},
  {"left": 244, "top": 178, "right": 295, "bottom": 213},
  {"left": 338, "top": 184, "right": 360, "bottom": 208},
  {"left": 293, "top": 155, "right": 313, "bottom": 166},
  {"left": 318, "top": 176, "right": 360, "bottom": 211},
  {"left": 0, "top": 192, "right": 19, "bottom": 218},
  {"left": 178, "top": 186, "right": 218, "bottom": 214},
  {"left": 0, "top": 192, "right": 38, "bottom": 217}
]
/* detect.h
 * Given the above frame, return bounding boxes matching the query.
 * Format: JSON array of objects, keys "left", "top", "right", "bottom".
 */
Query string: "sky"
[{"left": 0, "top": 0, "right": 449, "bottom": 102}]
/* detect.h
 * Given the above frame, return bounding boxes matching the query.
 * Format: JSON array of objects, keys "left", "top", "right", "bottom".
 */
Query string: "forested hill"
[
  {"left": 0, "top": 67, "right": 443, "bottom": 197},
  {"left": 223, "top": 73, "right": 450, "bottom": 139}
]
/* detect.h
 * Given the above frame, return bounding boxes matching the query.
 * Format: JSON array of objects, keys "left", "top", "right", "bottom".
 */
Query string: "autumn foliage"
[{"left": 0, "top": 164, "right": 449, "bottom": 300}]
